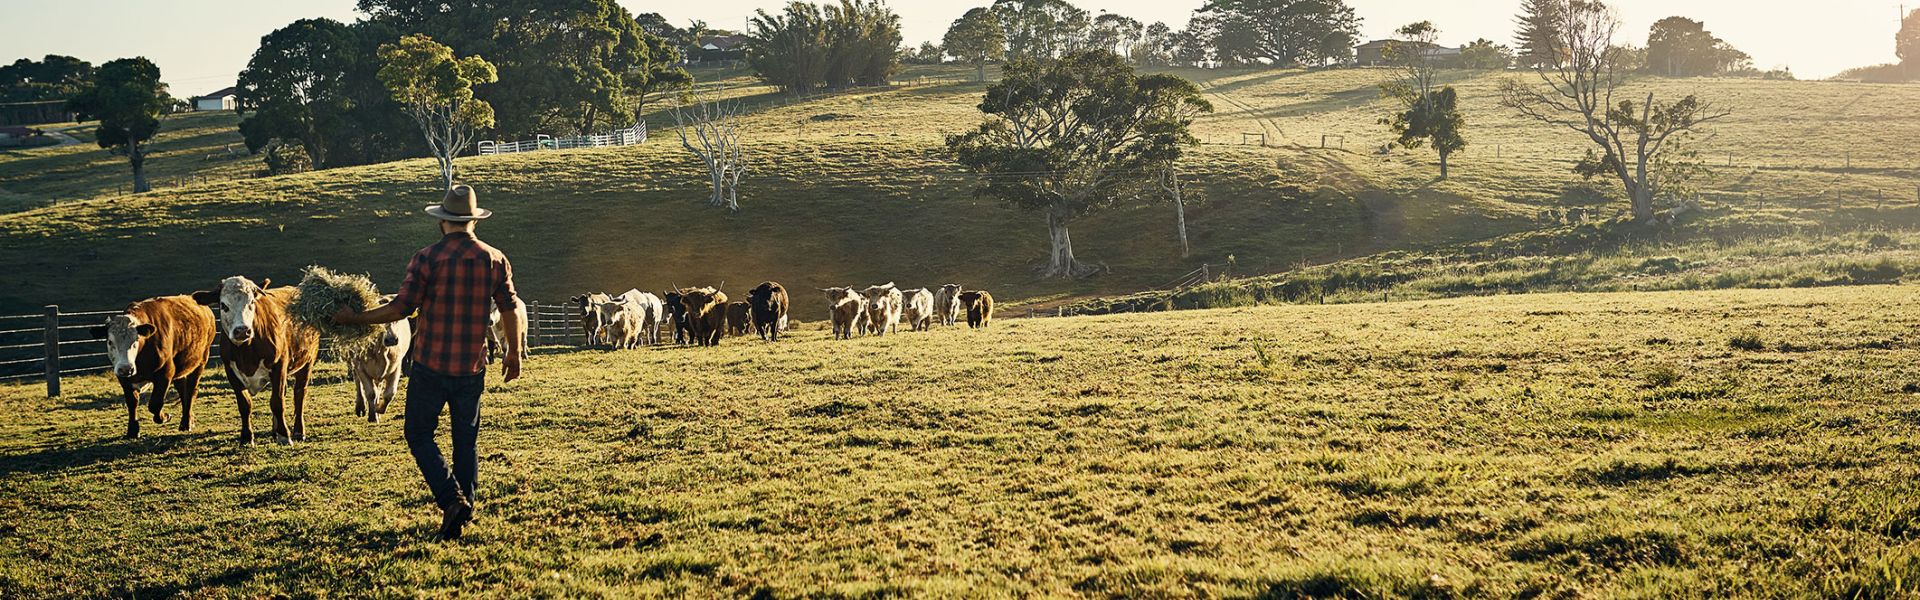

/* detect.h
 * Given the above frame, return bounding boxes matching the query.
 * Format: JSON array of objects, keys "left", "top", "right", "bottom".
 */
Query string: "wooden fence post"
[
  {"left": 43, "top": 305, "right": 60, "bottom": 397},
  {"left": 527, "top": 301, "right": 541, "bottom": 346}
]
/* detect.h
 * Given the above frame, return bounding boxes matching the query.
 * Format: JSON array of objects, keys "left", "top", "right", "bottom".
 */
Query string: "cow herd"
[
  {"left": 83, "top": 277, "right": 998, "bottom": 442},
  {"left": 572, "top": 281, "right": 995, "bottom": 347}
]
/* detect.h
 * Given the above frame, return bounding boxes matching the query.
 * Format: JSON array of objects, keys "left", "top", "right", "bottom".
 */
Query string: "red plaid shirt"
[{"left": 393, "top": 231, "right": 519, "bottom": 376}]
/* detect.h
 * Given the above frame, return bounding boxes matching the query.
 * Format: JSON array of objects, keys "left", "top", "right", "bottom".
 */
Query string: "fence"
[
  {"left": 0, "top": 301, "right": 602, "bottom": 398},
  {"left": 477, "top": 124, "right": 648, "bottom": 156}
]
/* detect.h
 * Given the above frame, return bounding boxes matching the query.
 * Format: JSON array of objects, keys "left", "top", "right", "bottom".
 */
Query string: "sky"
[{"left": 0, "top": 0, "right": 1907, "bottom": 97}]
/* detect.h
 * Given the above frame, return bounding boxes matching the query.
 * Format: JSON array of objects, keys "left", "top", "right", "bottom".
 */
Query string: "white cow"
[
  {"left": 861, "top": 282, "right": 904, "bottom": 336},
  {"left": 824, "top": 287, "right": 867, "bottom": 340},
  {"left": 935, "top": 284, "right": 963, "bottom": 327},
  {"left": 901, "top": 288, "right": 935, "bottom": 332},
  {"left": 598, "top": 300, "right": 646, "bottom": 349},
  {"left": 614, "top": 289, "right": 665, "bottom": 346},
  {"left": 352, "top": 296, "right": 412, "bottom": 423},
  {"left": 487, "top": 302, "right": 529, "bottom": 363}
]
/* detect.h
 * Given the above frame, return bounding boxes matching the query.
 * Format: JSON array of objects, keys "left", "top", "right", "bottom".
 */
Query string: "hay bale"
[{"left": 289, "top": 265, "right": 384, "bottom": 357}]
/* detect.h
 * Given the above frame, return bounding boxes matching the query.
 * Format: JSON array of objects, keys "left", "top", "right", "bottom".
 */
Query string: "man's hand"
[
  {"left": 332, "top": 305, "right": 358, "bottom": 324},
  {"left": 502, "top": 354, "right": 522, "bottom": 383}
]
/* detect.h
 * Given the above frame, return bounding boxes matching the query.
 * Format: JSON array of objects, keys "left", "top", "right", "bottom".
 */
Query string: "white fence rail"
[{"left": 477, "top": 123, "right": 647, "bottom": 156}]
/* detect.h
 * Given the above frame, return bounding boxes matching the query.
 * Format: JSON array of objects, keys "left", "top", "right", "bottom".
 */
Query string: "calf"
[
  {"left": 935, "top": 284, "right": 963, "bottom": 327},
  {"left": 680, "top": 287, "right": 729, "bottom": 346},
  {"left": 89, "top": 295, "right": 216, "bottom": 439},
  {"left": 901, "top": 288, "right": 935, "bottom": 332},
  {"left": 726, "top": 301, "right": 752, "bottom": 337},
  {"left": 959, "top": 290, "right": 994, "bottom": 329},
  {"left": 861, "top": 283, "right": 903, "bottom": 336},
  {"left": 351, "top": 296, "right": 411, "bottom": 423},
  {"left": 487, "top": 302, "right": 529, "bottom": 363},
  {"left": 570, "top": 292, "right": 612, "bottom": 345},
  {"left": 747, "top": 281, "right": 790, "bottom": 341},
  {"left": 823, "top": 287, "right": 866, "bottom": 340},
  {"left": 194, "top": 276, "right": 321, "bottom": 445}
]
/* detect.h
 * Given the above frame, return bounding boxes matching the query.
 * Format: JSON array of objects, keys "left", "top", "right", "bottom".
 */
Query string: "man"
[{"left": 335, "top": 185, "right": 524, "bottom": 540}]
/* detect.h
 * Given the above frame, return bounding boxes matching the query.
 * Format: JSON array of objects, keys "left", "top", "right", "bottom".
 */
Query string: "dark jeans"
[{"left": 405, "top": 364, "right": 483, "bottom": 511}]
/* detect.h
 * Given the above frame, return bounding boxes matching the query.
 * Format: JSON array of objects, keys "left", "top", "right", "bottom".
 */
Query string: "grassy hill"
[
  {"left": 3, "top": 286, "right": 1918, "bottom": 597},
  {"left": 0, "top": 65, "right": 1915, "bottom": 316},
  {"left": 0, "top": 110, "right": 252, "bottom": 213}
]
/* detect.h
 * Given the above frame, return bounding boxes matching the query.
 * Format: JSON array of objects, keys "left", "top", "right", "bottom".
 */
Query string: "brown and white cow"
[
  {"left": 823, "top": 287, "right": 866, "bottom": 340},
  {"left": 679, "top": 287, "right": 729, "bottom": 346},
  {"left": 935, "top": 284, "right": 963, "bottom": 327},
  {"left": 959, "top": 290, "right": 994, "bottom": 329},
  {"left": 351, "top": 295, "right": 411, "bottom": 423},
  {"left": 861, "top": 283, "right": 903, "bottom": 336},
  {"left": 900, "top": 288, "right": 935, "bottom": 332},
  {"left": 194, "top": 276, "right": 321, "bottom": 445},
  {"left": 90, "top": 295, "right": 217, "bottom": 439}
]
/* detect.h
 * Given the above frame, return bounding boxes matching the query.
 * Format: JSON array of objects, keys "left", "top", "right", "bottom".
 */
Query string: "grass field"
[
  {"left": 1, "top": 66, "right": 1914, "bottom": 316},
  {"left": 2, "top": 286, "right": 1918, "bottom": 597},
  {"left": 0, "top": 110, "right": 253, "bottom": 212}
]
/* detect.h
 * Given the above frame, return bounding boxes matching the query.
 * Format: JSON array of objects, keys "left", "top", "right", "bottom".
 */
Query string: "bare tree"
[
  {"left": 1157, "top": 165, "right": 1191, "bottom": 258},
  {"left": 672, "top": 94, "right": 747, "bottom": 211},
  {"left": 1500, "top": 0, "right": 1728, "bottom": 221}
]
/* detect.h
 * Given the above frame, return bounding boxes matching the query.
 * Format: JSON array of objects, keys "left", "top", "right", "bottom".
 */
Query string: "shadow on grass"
[{"left": 0, "top": 431, "right": 210, "bottom": 478}]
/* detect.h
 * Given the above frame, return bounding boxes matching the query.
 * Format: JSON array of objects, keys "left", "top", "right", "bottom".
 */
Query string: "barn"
[{"left": 192, "top": 87, "right": 237, "bottom": 112}]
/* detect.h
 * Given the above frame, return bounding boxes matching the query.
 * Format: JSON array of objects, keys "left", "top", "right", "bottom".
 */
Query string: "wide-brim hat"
[{"left": 425, "top": 185, "right": 492, "bottom": 221}]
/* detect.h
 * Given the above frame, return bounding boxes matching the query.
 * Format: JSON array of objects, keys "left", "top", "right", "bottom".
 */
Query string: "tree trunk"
[
  {"left": 1630, "top": 155, "right": 1652, "bottom": 221},
  {"left": 1438, "top": 149, "right": 1450, "bottom": 180},
  {"left": 1046, "top": 211, "right": 1077, "bottom": 278},
  {"left": 130, "top": 142, "right": 149, "bottom": 194},
  {"left": 976, "top": 61, "right": 986, "bottom": 82},
  {"left": 439, "top": 154, "right": 455, "bottom": 191}
]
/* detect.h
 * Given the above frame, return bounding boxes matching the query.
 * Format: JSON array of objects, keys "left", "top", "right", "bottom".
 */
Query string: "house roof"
[
  {"left": 698, "top": 35, "right": 749, "bottom": 51},
  {"left": 193, "top": 87, "right": 237, "bottom": 101}
]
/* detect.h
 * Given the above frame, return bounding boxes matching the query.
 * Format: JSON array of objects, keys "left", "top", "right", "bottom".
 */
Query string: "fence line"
[{"left": 478, "top": 124, "right": 648, "bottom": 156}]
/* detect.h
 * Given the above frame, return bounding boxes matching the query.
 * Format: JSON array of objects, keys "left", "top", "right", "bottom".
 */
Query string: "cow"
[
  {"left": 351, "top": 295, "right": 412, "bottom": 423},
  {"left": 861, "top": 283, "right": 903, "bottom": 336},
  {"left": 747, "top": 281, "right": 790, "bottom": 341},
  {"left": 598, "top": 300, "right": 646, "bottom": 350},
  {"left": 569, "top": 292, "right": 612, "bottom": 346},
  {"left": 662, "top": 291, "right": 693, "bottom": 345},
  {"left": 679, "top": 287, "right": 729, "bottom": 346},
  {"left": 725, "top": 301, "right": 752, "bottom": 337},
  {"left": 615, "top": 289, "right": 666, "bottom": 346},
  {"left": 823, "top": 287, "right": 866, "bottom": 340},
  {"left": 935, "top": 284, "right": 963, "bottom": 327},
  {"left": 193, "top": 276, "right": 321, "bottom": 445},
  {"left": 487, "top": 302, "right": 528, "bottom": 363},
  {"left": 900, "top": 288, "right": 935, "bottom": 332},
  {"left": 89, "top": 295, "right": 216, "bottom": 439},
  {"left": 959, "top": 290, "right": 994, "bottom": 328}
]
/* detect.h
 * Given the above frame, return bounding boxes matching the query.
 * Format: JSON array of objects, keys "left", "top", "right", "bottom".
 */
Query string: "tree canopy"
[
  {"left": 66, "top": 57, "right": 173, "bottom": 193},
  {"left": 948, "top": 51, "right": 1212, "bottom": 277},
  {"left": 0, "top": 55, "right": 93, "bottom": 103},
  {"left": 944, "top": 7, "right": 1006, "bottom": 81},
  {"left": 1196, "top": 0, "right": 1361, "bottom": 66},
  {"left": 749, "top": 0, "right": 901, "bottom": 92},
  {"left": 378, "top": 34, "right": 497, "bottom": 190},
  {"left": 1898, "top": 9, "right": 1919, "bottom": 75},
  {"left": 1513, "top": 0, "right": 1565, "bottom": 68},
  {"left": 1644, "top": 16, "right": 1750, "bottom": 76},
  {"left": 236, "top": 18, "right": 420, "bottom": 169}
]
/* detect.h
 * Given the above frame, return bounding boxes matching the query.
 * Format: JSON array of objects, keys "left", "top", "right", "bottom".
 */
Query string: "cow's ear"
[
  {"left": 135, "top": 323, "right": 155, "bottom": 337},
  {"left": 191, "top": 290, "right": 219, "bottom": 306},
  {"left": 89, "top": 325, "right": 109, "bottom": 339}
]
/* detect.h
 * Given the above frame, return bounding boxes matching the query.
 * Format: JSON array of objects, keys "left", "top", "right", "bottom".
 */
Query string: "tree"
[
  {"left": 1134, "top": 22, "right": 1175, "bottom": 66},
  {"left": 1196, "top": 0, "right": 1361, "bottom": 66},
  {"left": 749, "top": 0, "right": 900, "bottom": 92},
  {"left": 750, "top": 3, "right": 831, "bottom": 93},
  {"left": 673, "top": 93, "right": 747, "bottom": 211},
  {"left": 1381, "top": 22, "right": 1466, "bottom": 179},
  {"left": 1902, "top": 9, "right": 1920, "bottom": 77},
  {"left": 235, "top": 18, "right": 360, "bottom": 169},
  {"left": 1501, "top": 0, "right": 1729, "bottom": 221},
  {"left": 1088, "top": 13, "right": 1144, "bottom": 57},
  {"left": 377, "top": 35, "right": 497, "bottom": 191},
  {"left": 948, "top": 51, "right": 1212, "bottom": 277},
  {"left": 1645, "top": 16, "right": 1748, "bottom": 76},
  {"left": 992, "top": 0, "right": 1090, "bottom": 61},
  {"left": 903, "top": 42, "right": 946, "bottom": 65},
  {"left": 0, "top": 55, "right": 93, "bottom": 102},
  {"left": 66, "top": 58, "right": 173, "bottom": 194},
  {"left": 1459, "top": 39, "right": 1513, "bottom": 70},
  {"left": 357, "top": 0, "right": 678, "bottom": 137},
  {"left": 945, "top": 7, "right": 1006, "bottom": 82},
  {"left": 1513, "top": 0, "right": 1565, "bottom": 68}
]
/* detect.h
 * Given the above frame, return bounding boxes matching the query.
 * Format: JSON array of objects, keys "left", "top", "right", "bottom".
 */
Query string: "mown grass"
[
  {"left": 2, "top": 286, "right": 1918, "bottom": 597},
  {"left": 0, "top": 111, "right": 252, "bottom": 212}
]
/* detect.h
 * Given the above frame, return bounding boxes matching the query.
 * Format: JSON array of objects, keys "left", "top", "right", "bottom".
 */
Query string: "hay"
[{"left": 289, "top": 265, "right": 385, "bottom": 357}]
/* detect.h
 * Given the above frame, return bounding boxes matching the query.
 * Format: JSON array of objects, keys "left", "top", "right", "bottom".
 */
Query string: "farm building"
[
  {"left": 1354, "top": 40, "right": 1463, "bottom": 66},
  {"left": 693, "top": 35, "right": 749, "bottom": 63},
  {"left": 191, "top": 87, "right": 237, "bottom": 112}
]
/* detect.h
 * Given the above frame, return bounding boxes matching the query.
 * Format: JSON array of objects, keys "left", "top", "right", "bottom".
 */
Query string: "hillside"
[
  {"left": 1, "top": 65, "right": 1916, "bottom": 315},
  {"left": 3, "top": 286, "right": 1918, "bottom": 597},
  {"left": 0, "top": 110, "right": 252, "bottom": 213}
]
